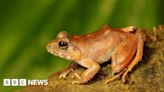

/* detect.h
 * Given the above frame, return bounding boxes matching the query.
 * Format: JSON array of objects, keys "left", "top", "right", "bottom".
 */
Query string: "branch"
[{"left": 19, "top": 25, "right": 164, "bottom": 92}]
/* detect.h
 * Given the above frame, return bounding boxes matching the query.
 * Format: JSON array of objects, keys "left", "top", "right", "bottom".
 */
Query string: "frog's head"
[{"left": 46, "top": 31, "right": 81, "bottom": 60}]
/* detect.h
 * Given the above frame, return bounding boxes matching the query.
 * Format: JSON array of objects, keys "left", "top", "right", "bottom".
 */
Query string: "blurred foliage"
[{"left": 0, "top": 0, "right": 163, "bottom": 91}]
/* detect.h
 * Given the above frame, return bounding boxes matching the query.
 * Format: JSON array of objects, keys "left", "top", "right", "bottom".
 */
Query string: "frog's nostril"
[
  {"left": 49, "top": 45, "right": 54, "bottom": 49},
  {"left": 46, "top": 44, "right": 53, "bottom": 52}
]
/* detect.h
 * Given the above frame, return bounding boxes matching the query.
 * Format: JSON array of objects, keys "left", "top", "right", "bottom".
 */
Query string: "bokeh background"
[{"left": 0, "top": 0, "right": 163, "bottom": 91}]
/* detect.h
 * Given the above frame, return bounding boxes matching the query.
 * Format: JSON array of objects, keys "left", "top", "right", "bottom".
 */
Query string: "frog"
[{"left": 46, "top": 25, "right": 147, "bottom": 84}]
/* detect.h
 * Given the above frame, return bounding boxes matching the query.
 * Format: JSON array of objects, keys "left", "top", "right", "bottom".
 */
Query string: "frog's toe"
[
  {"left": 72, "top": 77, "right": 88, "bottom": 84},
  {"left": 121, "top": 76, "right": 126, "bottom": 83},
  {"left": 106, "top": 75, "right": 119, "bottom": 84},
  {"left": 59, "top": 68, "right": 74, "bottom": 79},
  {"left": 72, "top": 80, "right": 81, "bottom": 84},
  {"left": 121, "top": 75, "right": 129, "bottom": 83},
  {"left": 106, "top": 70, "right": 125, "bottom": 84},
  {"left": 121, "top": 72, "right": 129, "bottom": 83},
  {"left": 129, "top": 26, "right": 137, "bottom": 32},
  {"left": 73, "top": 73, "right": 81, "bottom": 80},
  {"left": 106, "top": 78, "right": 113, "bottom": 84},
  {"left": 59, "top": 72, "right": 68, "bottom": 79},
  {"left": 71, "top": 80, "right": 86, "bottom": 84}
]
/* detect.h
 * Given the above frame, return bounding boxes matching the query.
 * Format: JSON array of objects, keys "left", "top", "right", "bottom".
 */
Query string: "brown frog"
[{"left": 46, "top": 25, "right": 146, "bottom": 84}]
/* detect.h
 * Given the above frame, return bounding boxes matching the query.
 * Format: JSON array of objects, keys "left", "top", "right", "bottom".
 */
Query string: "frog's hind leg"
[
  {"left": 106, "top": 40, "right": 137, "bottom": 84},
  {"left": 121, "top": 34, "right": 144, "bottom": 83}
]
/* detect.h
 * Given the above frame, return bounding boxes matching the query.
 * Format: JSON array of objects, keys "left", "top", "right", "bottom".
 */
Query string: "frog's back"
[
  {"left": 70, "top": 25, "right": 137, "bottom": 63},
  {"left": 86, "top": 26, "right": 124, "bottom": 63}
]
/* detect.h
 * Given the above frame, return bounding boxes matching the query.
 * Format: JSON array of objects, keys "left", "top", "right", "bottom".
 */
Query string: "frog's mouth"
[
  {"left": 47, "top": 46, "right": 72, "bottom": 60},
  {"left": 48, "top": 50, "right": 56, "bottom": 56},
  {"left": 49, "top": 51, "right": 72, "bottom": 60},
  {"left": 47, "top": 48, "right": 65, "bottom": 58},
  {"left": 47, "top": 47, "right": 56, "bottom": 55}
]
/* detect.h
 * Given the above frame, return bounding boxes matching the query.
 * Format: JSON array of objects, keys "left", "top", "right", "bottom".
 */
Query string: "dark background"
[{"left": 0, "top": 0, "right": 163, "bottom": 91}]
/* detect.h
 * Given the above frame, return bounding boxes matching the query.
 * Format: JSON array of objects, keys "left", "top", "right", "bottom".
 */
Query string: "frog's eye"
[{"left": 58, "top": 41, "right": 68, "bottom": 50}]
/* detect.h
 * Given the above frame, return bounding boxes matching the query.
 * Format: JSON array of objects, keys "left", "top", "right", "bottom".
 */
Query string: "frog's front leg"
[
  {"left": 73, "top": 59, "right": 100, "bottom": 84},
  {"left": 59, "top": 62, "right": 79, "bottom": 79}
]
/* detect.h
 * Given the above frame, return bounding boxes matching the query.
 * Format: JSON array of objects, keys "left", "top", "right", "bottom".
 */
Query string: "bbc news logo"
[{"left": 3, "top": 79, "right": 48, "bottom": 86}]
